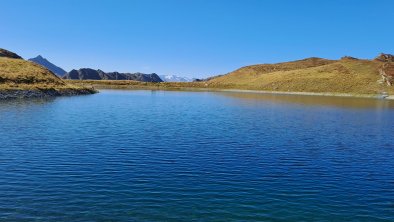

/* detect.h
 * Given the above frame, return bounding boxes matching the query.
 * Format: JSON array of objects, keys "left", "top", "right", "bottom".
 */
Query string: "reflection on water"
[
  {"left": 0, "top": 97, "right": 56, "bottom": 111},
  {"left": 215, "top": 91, "right": 394, "bottom": 109},
  {"left": 0, "top": 90, "right": 393, "bottom": 221},
  {"left": 2, "top": 90, "right": 391, "bottom": 110}
]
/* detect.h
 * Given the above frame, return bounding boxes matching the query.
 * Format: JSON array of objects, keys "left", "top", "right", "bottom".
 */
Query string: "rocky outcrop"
[
  {"left": 379, "top": 63, "right": 394, "bottom": 86},
  {"left": 374, "top": 53, "right": 394, "bottom": 86},
  {"left": 63, "top": 68, "right": 163, "bottom": 82},
  {"left": 374, "top": 53, "right": 394, "bottom": 62},
  {"left": 28, "top": 55, "right": 67, "bottom": 76},
  {"left": 0, "top": 48, "right": 23, "bottom": 59}
]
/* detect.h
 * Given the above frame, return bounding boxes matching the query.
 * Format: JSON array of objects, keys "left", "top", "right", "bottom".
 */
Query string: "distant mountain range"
[
  {"left": 27, "top": 55, "right": 164, "bottom": 82},
  {"left": 159, "top": 75, "right": 192, "bottom": 82},
  {"left": 63, "top": 68, "right": 163, "bottom": 82},
  {"left": 27, "top": 55, "right": 195, "bottom": 83},
  {"left": 28, "top": 55, "right": 67, "bottom": 76},
  {"left": 27, "top": 55, "right": 194, "bottom": 83}
]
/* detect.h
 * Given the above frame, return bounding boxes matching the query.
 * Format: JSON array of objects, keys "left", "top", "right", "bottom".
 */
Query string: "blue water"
[{"left": 0, "top": 90, "right": 393, "bottom": 221}]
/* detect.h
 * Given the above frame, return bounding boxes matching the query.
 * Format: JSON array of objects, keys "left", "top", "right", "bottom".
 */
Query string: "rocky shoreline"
[
  {"left": 0, "top": 88, "right": 97, "bottom": 100},
  {"left": 73, "top": 81, "right": 393, "bottom": 100}
]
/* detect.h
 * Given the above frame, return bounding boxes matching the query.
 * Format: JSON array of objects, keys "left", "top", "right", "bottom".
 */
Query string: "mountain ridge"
[
  {"left": 28, "top": 55, "right": 67, "bottom": 76},
  {"left": 63, "top": 68, "right": 163, "bottom": 82}
]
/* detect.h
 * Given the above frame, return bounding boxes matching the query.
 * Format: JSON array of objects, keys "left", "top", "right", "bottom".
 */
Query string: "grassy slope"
[
  {"left": 0, "top": 57, "right": 93, "bottom": 92},
  {"left": 68, "top": 56, "right": 394, "bottom": 96},
  {"left": 207, "top": 58, "right": 394, "bottom": 94}
]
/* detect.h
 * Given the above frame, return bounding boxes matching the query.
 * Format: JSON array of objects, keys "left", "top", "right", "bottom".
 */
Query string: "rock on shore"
[{"left": 0, "top": 88, "right": 96, "bottom": 100}]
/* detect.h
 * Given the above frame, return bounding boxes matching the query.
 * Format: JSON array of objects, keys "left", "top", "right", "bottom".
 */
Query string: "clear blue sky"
[{"left": 1, "top": 0, "right": 393, "bottom": 78}]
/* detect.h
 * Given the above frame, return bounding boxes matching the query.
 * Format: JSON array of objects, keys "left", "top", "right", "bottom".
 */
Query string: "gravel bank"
[{"left": 0, "top": 88, "right": 96, "bottom": 100}]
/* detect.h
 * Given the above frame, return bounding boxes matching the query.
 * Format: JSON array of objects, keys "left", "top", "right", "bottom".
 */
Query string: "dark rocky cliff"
[{"left": 63, "top": 69, "right": 163, "bottom": 82}]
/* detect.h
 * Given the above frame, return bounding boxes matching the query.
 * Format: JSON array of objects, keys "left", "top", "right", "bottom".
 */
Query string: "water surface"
[{"left": 0, "top": 90, "right": 393, "bottom": 221}]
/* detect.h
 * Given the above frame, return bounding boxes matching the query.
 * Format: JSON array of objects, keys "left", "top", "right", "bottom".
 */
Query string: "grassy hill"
[
  {"left": 0, "top": 57, "right": 66, "bottom": 88},
  {"left": 0, "top": 49, "right": 96, "bottom": 99},
  {"left": 207, "top": 56, "right": 394, "bottom": 95},
  {"left": 69, "top": 54, "right": 393, "bottom": 97}
]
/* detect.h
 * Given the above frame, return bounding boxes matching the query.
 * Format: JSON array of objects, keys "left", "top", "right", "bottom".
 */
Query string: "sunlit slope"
[
  {"left": 0, "top": 49, "right": 95, "bottom": 96},
  {"left": 0, "top": 57, "right": 67, "bottom": 89},
  {"left": 208, "top": 57, "right": 393, "bottom": 94}
]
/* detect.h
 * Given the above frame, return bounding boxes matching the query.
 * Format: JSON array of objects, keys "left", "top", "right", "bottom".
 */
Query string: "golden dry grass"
[
  {"left": 67, "top": 57, "right": 394, "bottom": 96},
  {"left": 0, "top": 57, "right": 93, "bottom": 92},
  {"left": 0, "top": 57, "right": 64, "bottom": 85},
  {"left": 208, "top": 58, "right": 394, "bottom": 94},
  {"left": 66, "top": 79, "right": 207, "bottom": 90}
]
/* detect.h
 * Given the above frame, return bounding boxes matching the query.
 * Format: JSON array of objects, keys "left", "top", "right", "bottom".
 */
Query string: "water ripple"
[{"left": 0, "top": 90, "right": 393, "bottom": 221}]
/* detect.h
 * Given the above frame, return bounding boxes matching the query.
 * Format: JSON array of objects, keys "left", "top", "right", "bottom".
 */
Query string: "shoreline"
[
  {"left": 2, "top": 82, "right": 392, "bottom": 101},
  {"left": 89, "top": 84, "right": 394, "bottom": 100},
  {"left": 213, "top": 88, "right": 394, "bottom": 100},
  {"left": 0, "top": 88, "right": 97, "bottom": 100}
]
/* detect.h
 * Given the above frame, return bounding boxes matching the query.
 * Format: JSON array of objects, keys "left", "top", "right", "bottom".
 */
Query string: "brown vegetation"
[
  {"left": 0, "top": 56, "right": 95, "bottom": 96},
  {"left": 69, "top": 55, "right": 394, "bottom": 96},
  {"left": 207, "top": 56, "right": 394, "bottom": 94}
]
